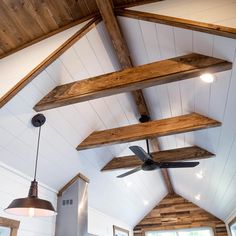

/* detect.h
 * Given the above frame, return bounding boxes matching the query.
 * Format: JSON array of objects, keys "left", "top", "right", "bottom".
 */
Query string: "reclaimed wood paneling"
[
  {"left": 134, "top": 194, "right": 227, "bottom": 236},
  {"left": 0, "top": 0, "right": 163, "bottom": 58}
]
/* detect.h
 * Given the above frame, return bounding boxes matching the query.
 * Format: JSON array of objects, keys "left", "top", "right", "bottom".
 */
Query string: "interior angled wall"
[{"left": 134, "top": 194, "right": 227, "bottom": 236}]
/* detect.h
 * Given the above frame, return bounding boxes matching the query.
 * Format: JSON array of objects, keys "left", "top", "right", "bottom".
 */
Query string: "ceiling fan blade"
[
  {"left": 117, "top": 166, "right": 142, "bottom": 178},
  {"left": 129, "top": 146, "right": 151, "bottom": 162},
  {"left": 159, "top": 161, "right": 200, "bottom": 168}
]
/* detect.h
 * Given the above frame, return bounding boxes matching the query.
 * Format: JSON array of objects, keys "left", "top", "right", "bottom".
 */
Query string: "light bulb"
[
  {"left": 143, "top": 200, "right": 149, "bottom": 206},
  {"left": 195, "top": 194, "right": 201, "bottom": 201},
  {"left": 28, "top": 208, "right": 35, "bottom": 217},
  {"left": 200, "top": 73, "right": 215, "bottom": 83},
  {"left": 196, "top": 170, "right": 203, "bottom": 179},
  {"left": 124, "top": 181, "right": 132, "bottom": 187}
]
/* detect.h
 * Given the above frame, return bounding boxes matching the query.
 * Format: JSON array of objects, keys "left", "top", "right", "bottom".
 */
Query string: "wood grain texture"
[
  {"left": 101, "top": 146, "right": 214, "bottom": 171},
  {"left": 133, "top": 194, "right": 227, "bottom": 236},
  {"left": 116, "top": 9, "right": 236, "bottom": 39},
  {"left": 0, "top": 0, "right": 164, "bottom": 59},
  {"left": 77, "top": 113, "right": 221, "bottom": 150},
  {"left": 96, "top": 0, "right": 149, "bottom": 117},
  {"left": 0, "top": 17, "right": 101, "bottom": 109},
  {"left": 161, "top": 169, "right": 174, "bottom": 194},
  {"left": 34, "top": 53, "right": 232, "bottom": 111},
  {"left": 0, "top": 12, "right": 99, "bottom": 59},
  {"left": 0, "top": 216, "right": 20, "bottom": 236},
  {"left": 58, "top": 173, "right": 90, "bottom": 197}
]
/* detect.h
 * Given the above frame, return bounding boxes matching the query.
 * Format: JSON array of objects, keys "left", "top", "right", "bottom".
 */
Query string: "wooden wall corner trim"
[
  {"left": 0, "top": 16, "right": 102, "bottom": 109},
  {"left": 58, "top": 173, "right": 90, "bottom": 197},
  {"left": 115, "top": 9, "right": 236, "bottom": 39}
]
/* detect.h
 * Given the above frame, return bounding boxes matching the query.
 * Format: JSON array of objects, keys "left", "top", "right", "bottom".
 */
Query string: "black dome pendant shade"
[{"left": 5, "top": 114, "right": 57, "bottom": 217}]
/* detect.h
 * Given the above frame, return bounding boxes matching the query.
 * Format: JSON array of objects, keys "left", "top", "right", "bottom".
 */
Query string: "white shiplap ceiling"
[{"left": 0, "top": 0, "right": 236, "bottom": 228}]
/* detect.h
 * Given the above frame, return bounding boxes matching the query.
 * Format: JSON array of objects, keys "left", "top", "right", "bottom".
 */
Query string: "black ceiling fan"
[{"left": 117, "top": 140, "right": 200, "bottom": 178}]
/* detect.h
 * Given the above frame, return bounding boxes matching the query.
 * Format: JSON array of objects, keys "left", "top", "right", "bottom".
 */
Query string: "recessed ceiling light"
[
  {"left": 196, "top": 170, "right": 203, "bottom": 179},
  {"left": 195, "top": 194, "right": 201, "bottom": 201},
  {"left": 124, "top": 180, "right": 132, "bottom": 187},
  {"left": 200, "top": 73, "right": 215, "bottom": 83},
  {"left": 143, "top": 200, "right": 149, "bottom": 206}
]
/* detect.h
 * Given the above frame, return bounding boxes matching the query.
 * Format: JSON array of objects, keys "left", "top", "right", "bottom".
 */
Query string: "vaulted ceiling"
[
  {"left": 0, "top": 0, "right": 161, "bottom": 58},
  {"left": 0, "top": 0, "right": 236, "bottom": 228}
]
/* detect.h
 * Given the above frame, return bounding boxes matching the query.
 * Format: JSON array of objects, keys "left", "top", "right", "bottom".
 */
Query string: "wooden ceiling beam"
[
  {"left": 115, "top": 9, "right": 236, "bottom": 39},
  {"left": 34, "top": 53, "right": 231, "bottom": 111},
  {"left": 0, "top": 17, "right": 101, "bottom": 109},
  {"left": 96, "top": 0, "right": 149, "bottom": 118},
  {"left": 161, "top": 169, "right": 174, "bottom": 194},
  {"left": 101, "top": 146, "right": 214, "bottom": 171},
  {"left": 77, "top": 113, "right": 221, "bottom": 150}
]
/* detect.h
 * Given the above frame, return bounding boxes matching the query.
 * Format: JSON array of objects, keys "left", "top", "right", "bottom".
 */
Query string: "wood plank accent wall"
[
  {"left": 134, "top": 194, "right": 227, "bottom": 236},
  {"left": 0, "top": 0, "right": 163, "bottom": 59}
]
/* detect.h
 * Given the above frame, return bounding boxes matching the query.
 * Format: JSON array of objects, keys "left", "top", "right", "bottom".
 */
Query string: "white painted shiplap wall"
[
  {"left": 0, "top": 20, "right": 88, "bottom": 98},
  {"left": 0, "top": 160, "right": 133, "bottom": 236},
  {"left": 0, "top": 162, "right": 57, "bottom": 236},
  {"left": 89, "top": 208, "right": 133, "bottom": 236}
]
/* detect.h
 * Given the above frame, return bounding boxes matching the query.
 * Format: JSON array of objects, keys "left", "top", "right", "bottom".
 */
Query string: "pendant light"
[{"left": 5, "top": 114, "right": 57, "bottom": 217}]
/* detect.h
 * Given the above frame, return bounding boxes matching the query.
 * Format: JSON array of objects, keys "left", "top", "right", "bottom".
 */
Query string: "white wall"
[
  {"left": 0, "top": 161, "right": 57, "bottom": 236},
  {"left": 0, "top": 20, "right": 88, "bottom": 98},
  {"left": 226, "top": 208, "right": 236, "bottom": 236},
  {"left": 88, "top": 207, "right": 133, "bottom": 236}
]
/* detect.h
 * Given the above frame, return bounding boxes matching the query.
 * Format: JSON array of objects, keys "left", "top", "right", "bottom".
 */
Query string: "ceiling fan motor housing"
[{"left": 142, "top": 160, "right": 158, "bottom": 171}]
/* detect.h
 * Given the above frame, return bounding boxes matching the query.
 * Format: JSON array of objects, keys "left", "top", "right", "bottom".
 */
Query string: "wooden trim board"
[{"left": 116, "top": 9, "right": 236, "bottom": 39}]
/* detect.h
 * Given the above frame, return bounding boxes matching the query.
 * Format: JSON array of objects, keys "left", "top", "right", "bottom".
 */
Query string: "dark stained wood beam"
[
  {"left": 34, "top": 53, "right": 232, "bottom": 111},
  {"left": 101, "top": 146, "right": 214, "bottom": 171},
  {"left": 77, "top": 113, "right": 221, "bottom": 150},
  {"left": 96, "top": 0, "right": 149, "bottom": 118},
  {"left": 0, "top": 16, "right": 102, "bottom": 109},
  {"left": 115, "top": 9, "right": 236, "bottom": 39}
]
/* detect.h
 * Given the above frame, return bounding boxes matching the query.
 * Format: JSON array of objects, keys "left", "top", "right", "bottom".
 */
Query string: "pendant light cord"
[
  {"left": 34, "top": 126, "right": 42, "bottom": 181},
  {"left": 146, "top": 139, "right": 150, "bottom": 154}
]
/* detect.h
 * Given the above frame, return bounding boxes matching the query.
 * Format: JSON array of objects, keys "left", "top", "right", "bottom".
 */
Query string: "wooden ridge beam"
[
  {"left": 101, "top": 146, "right": 214, "bottom": 171},
  {"left": 0, "top": 16, "right": 102, "bottom": 109},
  {"left": 161, "top": 169, "right": 174, "bottom": 194},
  {"left": 115, "top": 9, "right": 236, "bottom": 39},
  {"left": 96, "top": 0, "right": 149, "bottom": 117},
  {"left": 34, "top": 53, "right": 232, "bottom": 111},
  {"left": 95, "top": 0, "right": 172, "bottom": 192},
  {"left": 77, "top": 113, "right": 221, "bottom": 150}
]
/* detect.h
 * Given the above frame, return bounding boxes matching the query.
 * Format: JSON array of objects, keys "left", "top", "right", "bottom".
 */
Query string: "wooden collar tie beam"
[
  {"left": 77, "top": 113, "right": 221, "bottom": 150},
  {"left": 34, "top": 54, "right": 232, "bottom": 112},
  {"left": 101, "top": 146, "right": 215, "bottom": 171}
]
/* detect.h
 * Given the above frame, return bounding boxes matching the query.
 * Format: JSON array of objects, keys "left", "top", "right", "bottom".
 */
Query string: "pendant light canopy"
[{"left": 5, "top": 114, "right": 57, "bottom": 217}]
